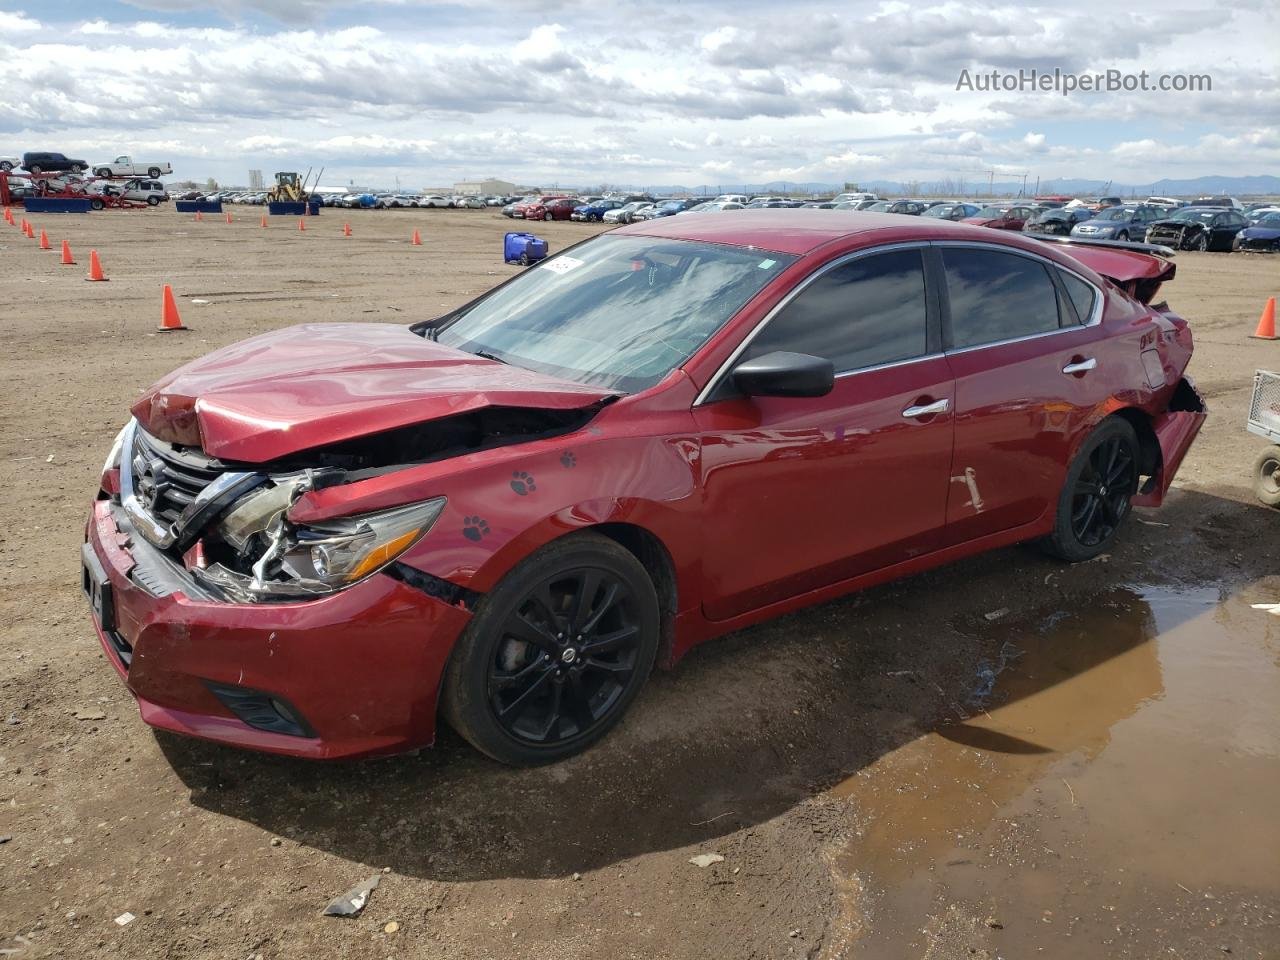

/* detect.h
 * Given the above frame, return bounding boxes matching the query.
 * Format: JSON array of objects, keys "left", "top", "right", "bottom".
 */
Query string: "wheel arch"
[
  {"left": 590, "top": 522, "right": 679, "bottom": 669},
  {"left": 1110, "top": 406, "right": 1161, "bottom": 479}
]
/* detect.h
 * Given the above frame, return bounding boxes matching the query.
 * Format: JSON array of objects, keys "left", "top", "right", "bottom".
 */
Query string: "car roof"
[{"left": 615, "top": 210, "right": 1068, "bottom": 257}]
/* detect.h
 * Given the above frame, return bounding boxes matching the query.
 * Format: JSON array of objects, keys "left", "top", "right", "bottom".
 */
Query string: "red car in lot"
[
  {"left": 511, "top": 195, "right": 568, "bottom": 219},
  {"left": 84, "top": 212, "right": 1204, "bottom": 764},
  {"left": 522, "top": 197, "right": 581, "bottom": 221},
  {"left": 964, "top": 204, "right": 1037, "bottom": 230}
]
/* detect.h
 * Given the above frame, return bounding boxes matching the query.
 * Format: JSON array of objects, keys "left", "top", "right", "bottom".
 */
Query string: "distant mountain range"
[{"left": 612, "top": 174, "right": 1280, "bottom": 198}]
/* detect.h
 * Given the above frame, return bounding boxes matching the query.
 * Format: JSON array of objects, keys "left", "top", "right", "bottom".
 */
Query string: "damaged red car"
[{"left": 84, "top": 212, "right": 1205, "bottom": 764}]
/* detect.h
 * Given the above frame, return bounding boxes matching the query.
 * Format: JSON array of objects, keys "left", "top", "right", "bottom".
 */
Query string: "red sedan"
[
  {"left": 84, "top": 212, "right": 1204, "bottom": 763},
  {"left": 522, "top": 197, "right": 580, "bottom": 221},
  {"left": 964, "top": 203, "right": 1037, "bottom": 230}
]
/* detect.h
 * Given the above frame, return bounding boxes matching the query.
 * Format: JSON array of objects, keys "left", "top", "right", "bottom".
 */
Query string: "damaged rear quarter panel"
[{"left": 287, "top": 375, "right": 705, "bottom": 596}]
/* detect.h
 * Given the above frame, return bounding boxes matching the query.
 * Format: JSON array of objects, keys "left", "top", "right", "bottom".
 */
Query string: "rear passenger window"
[
  {"left": 744, "top": 249, "right": 929, "bottom": 373},
  {"left": 1059, "top": 272, "right": 1097, "bottom": 324},
  {"left": 942, "top": 249, "right": 1061, "bottom": 348}
]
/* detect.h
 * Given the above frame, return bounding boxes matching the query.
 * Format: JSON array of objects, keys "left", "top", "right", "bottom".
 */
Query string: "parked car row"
[{"left": 159, "top": 182, "right": 1280, "bottom": 252}]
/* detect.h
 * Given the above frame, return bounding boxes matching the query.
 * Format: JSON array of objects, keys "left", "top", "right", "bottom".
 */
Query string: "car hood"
[
  {"left": 130, "top": 323, "right": 616, "bottom": 463},
  {"left": 1149, "top": 219, "right": 1204, "bottom": 231}
]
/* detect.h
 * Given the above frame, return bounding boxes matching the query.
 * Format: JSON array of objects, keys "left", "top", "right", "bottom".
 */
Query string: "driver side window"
[{"left": 742, "top": 249, "right": 931, "bottom": 374}]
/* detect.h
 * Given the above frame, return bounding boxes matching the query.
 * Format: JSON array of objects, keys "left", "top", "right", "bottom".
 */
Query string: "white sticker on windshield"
[
  {"left": 543, "top": 256, "right": 584, "bottom": 275},
  {"left": 758, "top": 258, "right": 777, "bottom": 270}
]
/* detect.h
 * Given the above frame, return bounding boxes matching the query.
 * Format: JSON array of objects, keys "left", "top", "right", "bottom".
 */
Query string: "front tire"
[
  {"left": 543, "top": 212, "right": 553, "bottom": 221},
  {"left": 95, "top": 167, "right": 110, "bottom": 177},
  {"left": 1043, "top": 418, "right": 1140, "bottom": 562},
  {"left": 1190, "top": 233, "right": 1208, "bottom": 252},
  {"left": 147, "top": 167, "right": 161, "bottom": 179},
  {"left": 443, "top": 532, "right": 659, "bottom": 765}
]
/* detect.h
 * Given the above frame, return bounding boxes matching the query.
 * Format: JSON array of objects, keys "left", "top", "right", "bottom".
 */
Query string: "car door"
[
  {"left": 693, "top": 246, "right": 956, "bottom": 621},
  {"left": 935, "top": 243, "right": 1106, "bottom": 546}
]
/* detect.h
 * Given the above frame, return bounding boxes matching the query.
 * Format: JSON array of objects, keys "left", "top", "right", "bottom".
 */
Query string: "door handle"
[
  {"left": 1062, "top": 357, "right": 1097, "bottom": 375},
  {"left": 902, "top": 398, "right": 950, "bottom": 419}
]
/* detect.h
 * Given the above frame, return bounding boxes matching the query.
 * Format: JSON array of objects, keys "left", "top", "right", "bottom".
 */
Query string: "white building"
[{"left": 452, "top": 178, "right": 518, "bottom": 196}]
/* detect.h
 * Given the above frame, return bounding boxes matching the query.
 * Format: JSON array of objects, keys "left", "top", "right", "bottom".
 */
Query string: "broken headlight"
[{"left": 195, "top": 494, "right": 447, "bottom": 602}]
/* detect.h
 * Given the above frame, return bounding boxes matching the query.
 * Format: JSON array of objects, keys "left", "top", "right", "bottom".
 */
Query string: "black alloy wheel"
[
  {"left": 1070, "top": 434, "right": 1138, "bottom": 547},
  {"left": 487, "top": 568, "right": 642, "bottom": 746},
  {"left": 443, "top": 532, "right": 659, "bottom": 765},
  {"left": 1043, "top": 418, "right": 1140, "bottom": 562}
]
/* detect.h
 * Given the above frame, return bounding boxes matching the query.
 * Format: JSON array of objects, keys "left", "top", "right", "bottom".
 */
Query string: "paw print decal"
[
  {"left": 560, "top": 451, "right": 576, "bottom": 468},
  {"left": 462, "top": 516, "right": 491, "bottom": 542},
  {"left": 510, "top": 471, "right": 536, "bottom": 496}
]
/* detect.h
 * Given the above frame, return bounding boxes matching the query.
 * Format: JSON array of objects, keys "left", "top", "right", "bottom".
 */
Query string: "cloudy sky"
[{"left": 0, "top": 0, "right": 1275, "bottom": 190}]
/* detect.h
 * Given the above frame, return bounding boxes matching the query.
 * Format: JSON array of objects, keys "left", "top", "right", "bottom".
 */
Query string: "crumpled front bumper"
[{"left": 83, "top": 499, "right": 472, "bottom": 759}]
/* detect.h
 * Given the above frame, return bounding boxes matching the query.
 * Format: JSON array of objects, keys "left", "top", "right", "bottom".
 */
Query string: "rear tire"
[
  {"left": 1253, "top": 446, "right": 1280, "bottom": 507},
  {"left": 1042, "top": 418, "right": 1140, "bottom": 562},
  {"left": 443, "top": 532, "right": 659, "bottom": 766},
  {"left": 147, "top": 196, "right": 160, "bottom": 206}
]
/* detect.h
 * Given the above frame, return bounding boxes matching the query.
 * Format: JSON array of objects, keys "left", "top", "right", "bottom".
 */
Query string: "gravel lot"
[{"left": 0, "top": 207, "right": 1277, "bottom": 959}]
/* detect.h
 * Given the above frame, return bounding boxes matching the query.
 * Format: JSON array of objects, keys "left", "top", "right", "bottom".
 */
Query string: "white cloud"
[{"left": 0, "top": 0, "right": 1272, "bottom": 188}]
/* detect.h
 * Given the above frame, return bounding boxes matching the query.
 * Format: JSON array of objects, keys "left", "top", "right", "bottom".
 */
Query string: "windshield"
[
  {"left": 1094, "top": 207, "right": 1135, "bottom": 221},
  {"left": 864, "top": 201, "right": 891, "bottom": 212},
  {"left": 922, "top": 204, "right": 956, "bottom": 218},
  {"left": 1169, "top": 209, "right": 1217, "bottom": 223},
  {"left": 434, "top": 235, "right": 796, "bottom": 393},
  {"left": 1258, "top": 213, "right": 1280, "bottom": 225},
  {"left": 976, "top": 206, "right": 1010, "bottom": 218}
]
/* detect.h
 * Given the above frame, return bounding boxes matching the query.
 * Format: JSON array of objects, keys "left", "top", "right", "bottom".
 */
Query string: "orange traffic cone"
[
  {"left": 343, "top": 222, "right": 351, "bottom": 237},
  {"left": 61, "top": 240, "right": 75, "bottom": 265},
  {"left": 3, "top": 207, "right": 12, "bottom": 225},
  {"left": 85, "top": 250, "right": 107, "bottom": 281},
  {"left": 26, "top": 221, "right": 36, "bottom": 239},
  {"left": 411, "top": 229, "right": 421, "bottom": 246},
  {"left": 1252, "top": 297, "right": 1278, "bottom": 340},
  {"left": 298, "top": 217, "right": 305, "bottom": 232},
  {"left": 159, "top": 284, "right": 187, "bottom": 331},
  {"left": 225, "top": 211, "right": 233, "bottom": 224},
  {"left": 260, "top": 213, "right": 267, "bottom": 228},
  {"left": 195, "top": 210, "right": 203, "bottom": 222},
  {"left": 22, "top": 219, "right": 32, "bottom": 237},
  {"left": 38, "top": 228, "right": 50, "bottom": 250}
]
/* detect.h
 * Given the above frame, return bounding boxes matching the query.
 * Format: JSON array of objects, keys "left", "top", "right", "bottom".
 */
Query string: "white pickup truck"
[{"left": 92, "top": 156, "right": 172, "bottom": 179}]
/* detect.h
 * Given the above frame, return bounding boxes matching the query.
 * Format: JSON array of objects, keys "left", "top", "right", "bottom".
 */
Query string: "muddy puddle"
[{"left": 832, "top": 584, "right": 1280, "bottom": 957}]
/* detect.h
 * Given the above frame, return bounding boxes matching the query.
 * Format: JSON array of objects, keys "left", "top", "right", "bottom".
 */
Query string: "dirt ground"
[{"left": 0, "top": 206, "right": 1277, "bottom": 959}]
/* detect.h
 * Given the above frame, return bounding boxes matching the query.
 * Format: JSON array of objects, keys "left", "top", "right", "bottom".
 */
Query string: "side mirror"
[{"left": 731, "top": 351, "right": 835, "bottom": 398}]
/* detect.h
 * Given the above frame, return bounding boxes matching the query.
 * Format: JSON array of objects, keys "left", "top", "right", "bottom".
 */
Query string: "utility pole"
[{"left": 986, "top": 169, "right": 995, "bottom": 196}]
